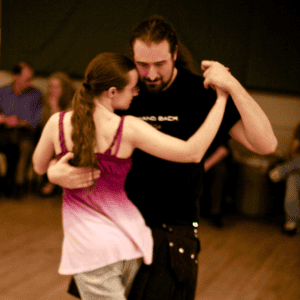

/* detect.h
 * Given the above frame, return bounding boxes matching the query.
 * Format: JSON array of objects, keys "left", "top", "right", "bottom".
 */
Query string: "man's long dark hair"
[{"left": 127, "top": 15, "right": 200, "bottom": 75}]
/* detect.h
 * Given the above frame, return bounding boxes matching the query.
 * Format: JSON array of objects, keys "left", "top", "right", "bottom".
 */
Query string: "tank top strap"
[
  {"left": 106, "top": 116, "right": 125, "bottom": 156},
  {"left": 114, "top": 115, "right": 125, "bottom": 156},
  {"left": 59, "top": 111, "right": 68, "bottom": 153}
]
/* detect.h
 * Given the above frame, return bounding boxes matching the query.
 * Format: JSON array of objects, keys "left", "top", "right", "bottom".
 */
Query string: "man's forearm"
[
  {"left": 201, "top": 60, "right": 277, "bottom": 155},
  {"left": 17, "top": 119, "right": 31, "bottom": 128},
  {"left": 47, "top": 153, "right": 101, "bottom": 189},
  {"left": 228, "top": 79, "right": 277, "bottom": 154},
  {"left": 204, "top": 146, "right": 229, "bottom": 172}
]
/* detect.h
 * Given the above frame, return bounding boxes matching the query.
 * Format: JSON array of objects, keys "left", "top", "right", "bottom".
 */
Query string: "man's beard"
[{"left": 140, "top": 67, "right": 175, "bottom": 94}]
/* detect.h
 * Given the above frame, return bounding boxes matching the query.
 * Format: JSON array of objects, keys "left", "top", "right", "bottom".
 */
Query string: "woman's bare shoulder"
[
  {"left": 124, "top": 115, "right": 146, "bottom": 128},
  {"left": 47, "top": 111, "right": 73, "bottom": 124},
  {"left": 62, "top": 111, "right": 73, "bottom": 123}
]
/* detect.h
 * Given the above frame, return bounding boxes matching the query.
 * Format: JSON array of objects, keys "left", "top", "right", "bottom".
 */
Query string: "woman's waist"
[{"left": 62, "top": 193, "right": 147, "bottom": 227}]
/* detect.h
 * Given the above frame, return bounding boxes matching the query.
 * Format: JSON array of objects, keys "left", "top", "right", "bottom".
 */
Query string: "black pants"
[
  {"left": 68, "top": 223, "right": 201, "bottom": 300},
  {"left": 0, "top": 127, "right": 37, "bottom": 194},
  {"left": 0, "top": 127, "right": 20, "bottom": 194},
  {"left": 200, "top": 158, "right": 229, "bottom": 217}
]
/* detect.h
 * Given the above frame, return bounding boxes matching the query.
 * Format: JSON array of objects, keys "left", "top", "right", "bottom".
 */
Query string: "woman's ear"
[{"left": 107, "top": 87, "right": 117, "bottom": 98}]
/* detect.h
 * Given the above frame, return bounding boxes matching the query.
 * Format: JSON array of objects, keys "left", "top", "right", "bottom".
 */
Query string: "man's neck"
[
  {"left": 12, "top": 82, "right": 24, "bottom": 95},
  {"left": 162, "top": 67, "right": 178, "bottom": 92}
]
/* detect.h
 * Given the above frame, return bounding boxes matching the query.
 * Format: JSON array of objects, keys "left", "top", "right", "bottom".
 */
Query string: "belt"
[
  {"left": 160, "top": 222, "right": 199, "bottom": 239},
  {"left": 154, "top": 222, "right": 200, "bottom": 265}
]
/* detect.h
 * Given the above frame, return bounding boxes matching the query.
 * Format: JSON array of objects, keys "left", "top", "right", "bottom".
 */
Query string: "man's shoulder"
[
  {"left": 176, "top": 69, "right": 213, "bottom": 94},
  {"left": 175, "top": 68, "right": 216, "bottom": 103},
  {"left": 0, "top": 84, "right": 13, "bottom": 93},
  {"left": 0, "top": 85, "right": 14, "bottom": 103},
  {"left": 177, "top": 68, "right": 204, "bottom": 84},
  {"left": 26, "top": 86, "right": 42, "bottom": 97}
]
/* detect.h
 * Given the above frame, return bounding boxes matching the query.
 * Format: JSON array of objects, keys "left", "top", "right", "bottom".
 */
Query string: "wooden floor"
[{"left": 0, "top": 194, "right": 299, "bottom": 300}]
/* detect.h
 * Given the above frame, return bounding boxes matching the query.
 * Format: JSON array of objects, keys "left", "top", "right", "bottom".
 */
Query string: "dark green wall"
[{"left": 2, "top": 0, "right": 299, "bottom": 93}]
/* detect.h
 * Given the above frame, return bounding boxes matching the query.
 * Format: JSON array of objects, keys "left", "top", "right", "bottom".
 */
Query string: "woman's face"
[
  {"left": 113, "top": 69, "right": 139, "bottom": 110},
  {"left": 49, "top": 78, "right": 63, "bottom": 99}
]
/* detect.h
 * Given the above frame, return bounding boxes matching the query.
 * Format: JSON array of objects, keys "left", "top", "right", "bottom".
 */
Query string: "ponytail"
[
  {"left": 71, "top": 85, "right": 98, "bottom": 170},
  {"left": 70, "top": 52, "right": 136, "bottom": 171}
]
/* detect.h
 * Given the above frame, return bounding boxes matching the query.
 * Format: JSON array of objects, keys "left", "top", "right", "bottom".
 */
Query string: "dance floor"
[{"left": 0, "top": 194, "right": 299, "bottom": 300}]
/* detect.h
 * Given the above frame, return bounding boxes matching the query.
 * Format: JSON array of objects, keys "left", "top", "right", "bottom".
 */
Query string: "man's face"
[
  {"left": 133, "top": 39, "right": 177, "bottom": 93},
  {"left": 14, "top": 66, "right": 33, "bottom": 93}
]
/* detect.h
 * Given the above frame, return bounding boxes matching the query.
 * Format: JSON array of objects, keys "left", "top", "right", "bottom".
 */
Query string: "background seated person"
[
  {"left": 269, "top": 122, "right": 300, "bottom": 235},
  {"left": 0, "top": 61, "right": 43, "bottom": 197},
  {"left": 39, "top": 71, "right": 76, "bottom": 196}
]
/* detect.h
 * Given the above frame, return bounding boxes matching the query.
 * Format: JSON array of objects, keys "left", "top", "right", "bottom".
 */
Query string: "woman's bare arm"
[{"left": 129, "top": 88, "right": 228, "bottom": 163}]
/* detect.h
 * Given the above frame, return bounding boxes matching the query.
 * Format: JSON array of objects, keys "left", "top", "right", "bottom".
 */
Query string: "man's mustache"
[{"left": 145, "top": 78, "right": 161, "bottom": 83}]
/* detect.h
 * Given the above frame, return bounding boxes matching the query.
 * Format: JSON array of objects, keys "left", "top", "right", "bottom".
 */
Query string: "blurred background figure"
[
  {"left": 0, "top": 61, "right": 43, "bottom": 198},
  {"left": 39, "top": 71, "right": 76, "bottom": 196},
  {"left": 269, "top": 122, "right": 300, "bottom": 235},
  {"left": 200, "top": 137, "right": 232, "bottom": 228}
]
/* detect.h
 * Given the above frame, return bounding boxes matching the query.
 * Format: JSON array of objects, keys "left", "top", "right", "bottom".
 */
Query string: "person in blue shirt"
[{"left": 0, "top": 61, "right": 43, "bottom": 197}]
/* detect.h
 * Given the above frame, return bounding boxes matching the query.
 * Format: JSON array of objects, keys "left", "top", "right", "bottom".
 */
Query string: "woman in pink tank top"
[{"left": 33, "top": 52, "right": 228, "bottom": 299}]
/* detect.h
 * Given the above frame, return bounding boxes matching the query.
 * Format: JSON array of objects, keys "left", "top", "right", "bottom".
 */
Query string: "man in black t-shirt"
[
  {"left": 122, "top": 67, "right": 240, "bottom": 227},
  {"left": 47, "top": 15, "right": 277, "bottom": 300}
]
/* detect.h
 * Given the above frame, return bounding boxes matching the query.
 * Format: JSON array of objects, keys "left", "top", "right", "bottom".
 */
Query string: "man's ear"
[
  {"left": 107, "top": 87, "right": 117, "bottom": 98},
  {"left": 173, "top": 45, "right": 178, "bottom": 61}
]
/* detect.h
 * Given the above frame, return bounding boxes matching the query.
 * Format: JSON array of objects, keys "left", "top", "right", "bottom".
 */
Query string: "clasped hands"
[
  {"left": 201, "top": 60, "right": 235, "bottom": 98},
  {"left": 0, "top": 114, "right": 27, "bottom": 128}
]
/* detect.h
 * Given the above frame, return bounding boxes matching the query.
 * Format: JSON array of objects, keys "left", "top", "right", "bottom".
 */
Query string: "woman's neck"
[
  {"left": 93, "top": 100, "right": 116, "bottom": 123},
  {"left": 94, "top": 97, "right": 114, "bottom": 113}
]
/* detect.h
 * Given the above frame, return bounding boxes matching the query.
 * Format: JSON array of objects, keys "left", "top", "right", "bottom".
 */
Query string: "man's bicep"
[{"left": 229, "top": 120, "right": 257, "bottom": 152}]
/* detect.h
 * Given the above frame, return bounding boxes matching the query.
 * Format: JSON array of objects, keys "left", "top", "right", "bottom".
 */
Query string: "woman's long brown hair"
[{"left": 70, "top": 52, "right": 136, "bottom": 170}]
